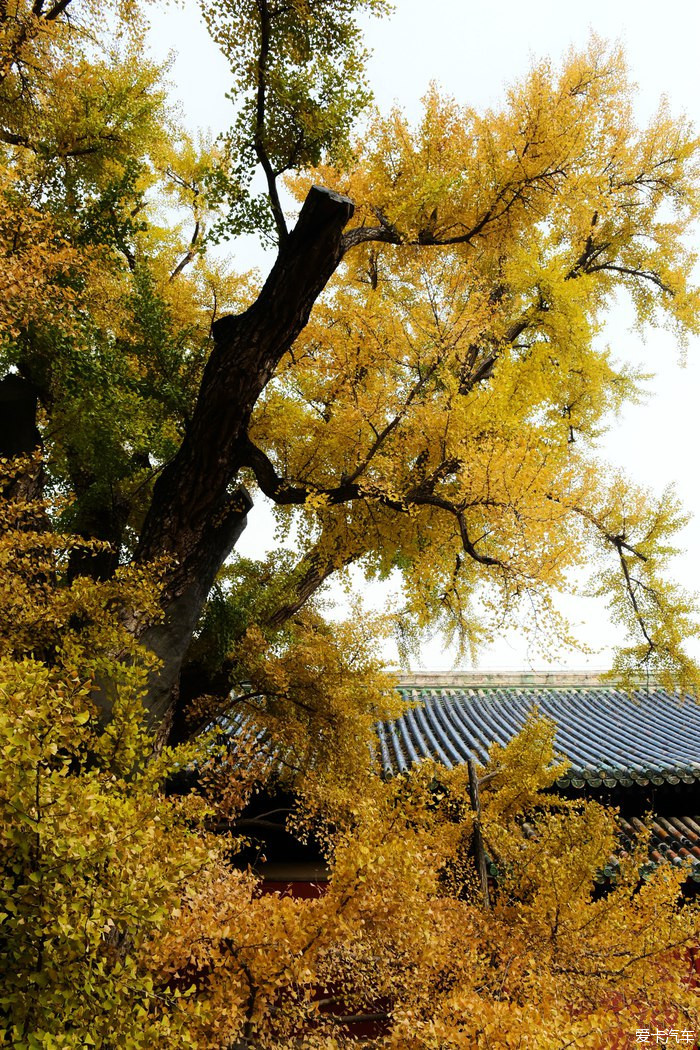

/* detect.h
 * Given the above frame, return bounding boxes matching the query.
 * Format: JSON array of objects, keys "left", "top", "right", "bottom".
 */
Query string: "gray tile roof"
[
  {"left": 379, "top": 682, "right": 700, "bottom": 788},
  {"left": 620, "top": 815, "right": 700, "bottom": 877},
  {"left": 229, "top": 674, "right": 700, "bottom": 883}
]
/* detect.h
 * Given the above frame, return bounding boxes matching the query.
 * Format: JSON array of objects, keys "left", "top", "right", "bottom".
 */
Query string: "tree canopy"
[
  {"left": 2, "top": 0, "right": 700, "bottom": 1043},
  {"left": 2, "top": 471, "right": 699, "bottom": 1045},
  {"left": 3, "top": 0, "right": 700, "bottom": 747}
]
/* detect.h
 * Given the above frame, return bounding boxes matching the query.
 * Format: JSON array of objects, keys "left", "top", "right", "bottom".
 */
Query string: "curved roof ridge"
[{"left": 396, "top": 671, "right": 658, "bottom": 689}]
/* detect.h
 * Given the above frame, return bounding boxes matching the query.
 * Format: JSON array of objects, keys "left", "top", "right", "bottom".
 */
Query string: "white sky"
[{"left": 148, "top": 0, "right": 700, "bottom": 673}]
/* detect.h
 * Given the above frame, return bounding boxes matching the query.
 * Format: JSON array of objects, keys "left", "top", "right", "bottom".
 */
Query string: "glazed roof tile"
[
  {"left": 613, "top": 816, "right": 700, "bottom": 882},
  {"left": 229, "top": 674, "right": 700, "bottom": 881},
  {"left": 381, "top": 681, "right": 700, "bottom": 787}
]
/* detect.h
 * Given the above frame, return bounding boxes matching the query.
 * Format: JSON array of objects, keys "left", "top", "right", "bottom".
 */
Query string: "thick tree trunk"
[
  {"left": 0, "top": 374, "right": 44, "bottom": 505},
  {"left": 135, "top": 186, "right": 354, "bottom": 723},
  {"left": 0, "top": 373, "right": 42, "bottom": 457},
  {"left": 138, "top": 485, "right": 253, "bottom": 729}
]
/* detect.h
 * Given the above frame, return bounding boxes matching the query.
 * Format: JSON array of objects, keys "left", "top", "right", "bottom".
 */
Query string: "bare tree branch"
[{"left": 254, "top": 0, "right": 288, "bottom": 242}]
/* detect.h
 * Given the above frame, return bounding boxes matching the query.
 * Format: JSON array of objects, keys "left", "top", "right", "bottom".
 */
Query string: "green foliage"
[
  {"left": 1, "top": 3, "right": 700, "bottom": 1043},
  {"left": 0, "top": 659, "right": 208, "bottom": 1048},
  {"left": 0, "top": 465, "right": 214, "bottom": 1046},
  {"left": 201, "top": 0, "right": 390, "bottom": 239},
  {"left": 188, "top": 552, "right": 307, "bottom": 671},
  {"left": 0, "top": 467, "right": 697, "bottom": 1046}
]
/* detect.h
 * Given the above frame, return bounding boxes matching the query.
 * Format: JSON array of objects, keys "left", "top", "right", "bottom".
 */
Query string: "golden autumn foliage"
[
  {"left": 271, "top": 40, "right": 700, "bottom": 688},
  {"left": 1, "top": 460, "right": 699, "bottom": 1048},
  {"left": 3, "top": 0, "right": 700, "bottom": 1045},
  {"left": 0, "top": 460, "right": 210, "bottom": 1045},
  {"left": 3, "top": 0, "right": 700, "bottom": 715},
  {"left": 144, "top": 719, "right": 700, "bottom": 1048}
]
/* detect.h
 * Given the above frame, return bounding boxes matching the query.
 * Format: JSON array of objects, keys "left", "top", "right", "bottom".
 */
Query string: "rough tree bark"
[
  {"left": 0, "top": 373, "right": 49, "bottom": 517},
  {"left": 134, "top": 186, "right": 355, "bottom": 726}
]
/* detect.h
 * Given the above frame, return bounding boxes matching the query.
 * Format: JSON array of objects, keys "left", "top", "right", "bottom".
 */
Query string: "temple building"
[{"left": 238, "top": 673, "right": 700, "bottom": 892}]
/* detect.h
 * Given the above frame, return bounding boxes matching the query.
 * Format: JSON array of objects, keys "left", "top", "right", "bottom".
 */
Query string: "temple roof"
[
  {"left": 378, "top": 674, "right": 700, "bottom": 788},
  {"left": 230, "top": 673, "right": 700, "bottom": 882}
]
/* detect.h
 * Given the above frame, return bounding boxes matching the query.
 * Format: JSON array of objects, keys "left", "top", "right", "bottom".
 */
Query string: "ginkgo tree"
[
  {"left": 2, "top": 0, "right": 700, "bottom": 745},
  {"left": 2, "top": 469, "right": 698, "bottom": 1046},
  {"left": 3, "top": 1, "right": 700, "bottom": 1043}
]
